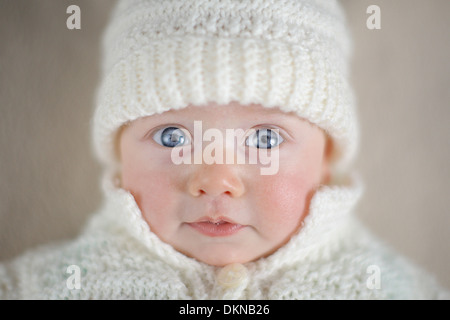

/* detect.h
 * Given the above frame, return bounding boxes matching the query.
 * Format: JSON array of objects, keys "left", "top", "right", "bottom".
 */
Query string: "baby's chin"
[
  {"left": 178, "top": 242, "right": 274, "bottom": 267},
  {"left": 195, "top": 254, "right": 252, "bottom": 267}
]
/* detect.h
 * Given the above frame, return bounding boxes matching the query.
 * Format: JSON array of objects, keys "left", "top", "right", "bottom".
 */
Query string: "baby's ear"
[
  {"left": 113, "top": 124, "right": 128, "bottom": 187},
  {"left": 114, "top": 122, "right": 131, "bottom": 163},
  {"left": 321, "top": 135, "right": 333, "bottom": 185},
  {"left": 114, "top": 125, "right": 124, "bottom": 164}
]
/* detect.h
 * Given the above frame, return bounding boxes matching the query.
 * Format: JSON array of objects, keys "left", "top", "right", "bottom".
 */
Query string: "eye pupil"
[
  {"left": 161, "top": 127, "right": 185, "bottom": 147},
  {"left": 260, "top": 130, "right": 272, "bottom": 148},
  {"left": 247, "top": 128, "right": 282, "bottom": 149}
]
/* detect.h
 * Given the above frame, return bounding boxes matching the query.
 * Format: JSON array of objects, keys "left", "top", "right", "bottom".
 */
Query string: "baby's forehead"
[{"left": 138, "top": 102, "right": 303, "bottom": 125}]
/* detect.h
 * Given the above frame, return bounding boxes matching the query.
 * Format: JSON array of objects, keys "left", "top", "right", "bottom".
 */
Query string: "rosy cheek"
[
  {"left": 122, "top": 165, "right": 170, "bottom": 217},
  {"left": 256, "top": 171, "right": 314, "bottom": 235}
]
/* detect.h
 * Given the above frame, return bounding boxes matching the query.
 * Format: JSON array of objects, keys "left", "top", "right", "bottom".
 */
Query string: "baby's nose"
[{"left": 187, "top": 164, "right": 245, "bottom": 198}]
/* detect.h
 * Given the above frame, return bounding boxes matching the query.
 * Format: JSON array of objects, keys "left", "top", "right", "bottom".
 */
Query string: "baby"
[
  {"left": 1, "top": 0, "right": 448, "bottom": 300},
  {"left": 119, "top": 102, "right": 331, "bottom": 267}
]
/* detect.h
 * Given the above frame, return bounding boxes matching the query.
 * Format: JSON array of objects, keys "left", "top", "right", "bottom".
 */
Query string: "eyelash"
[
  {"left": 244, "top": 128, "right": 284, "bottom": 149},
  {"left": 151, "top": 126, "right": 285, "bottom": 149},
  {"left": 152, "top": 126, "right": 191, "bottom": 148}
]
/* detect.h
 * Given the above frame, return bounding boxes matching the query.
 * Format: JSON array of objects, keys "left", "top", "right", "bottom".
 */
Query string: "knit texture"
[
  {"left": 1, "top": 176, "right": 448, "bottom": 299},
  {"left": 2, "top": 0, "right": 447, "bottom": 300},
  {"left": 92, "top": 0, "right": 359, "bottom": 177}
]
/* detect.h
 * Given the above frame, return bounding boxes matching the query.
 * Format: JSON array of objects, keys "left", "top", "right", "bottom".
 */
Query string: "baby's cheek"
[
  {"left": 123, "top": 170, "right": 172, "bottom": 217},
  {"left": 257, "top": 172, "right": 314, "bottom": 235}
]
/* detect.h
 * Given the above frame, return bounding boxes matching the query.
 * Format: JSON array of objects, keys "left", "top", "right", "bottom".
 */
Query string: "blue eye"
[
  {"left": 153, "top": 126, "right": 190, "bottom": 148},
  {"left": 245, "top": 128, "right": 284, "bottom": 149}
]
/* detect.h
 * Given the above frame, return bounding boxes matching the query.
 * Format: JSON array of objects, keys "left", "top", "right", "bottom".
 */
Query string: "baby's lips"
[
  {"left": 193, "top": 216, "right": 240, "bottom": 225},
  {"left": 187, "top": 216, "right": 246, "bottom": 237}
]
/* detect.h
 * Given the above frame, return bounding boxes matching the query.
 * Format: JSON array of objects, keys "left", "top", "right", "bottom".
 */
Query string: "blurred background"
[{"left": 0, "top": 0, "right": 449, "bottom": 289}]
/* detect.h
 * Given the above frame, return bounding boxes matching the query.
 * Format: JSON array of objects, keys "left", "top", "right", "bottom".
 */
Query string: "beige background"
[{"left": 1, "top": 0, "right": 449, "bottom": 289}]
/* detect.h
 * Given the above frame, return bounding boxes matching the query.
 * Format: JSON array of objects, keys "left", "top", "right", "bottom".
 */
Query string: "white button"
[{"left": 217, "top": 263, "right": 248, "bottom": 288}]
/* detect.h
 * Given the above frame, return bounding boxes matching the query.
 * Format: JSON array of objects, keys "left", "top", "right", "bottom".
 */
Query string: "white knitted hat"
[{"left": 92, "top": 0, "right": 359, "bottom": 177}]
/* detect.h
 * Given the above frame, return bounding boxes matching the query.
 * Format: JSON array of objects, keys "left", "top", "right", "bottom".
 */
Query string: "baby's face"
[{"left": 119, "top": 102, "right": 330, "bottom": 266}]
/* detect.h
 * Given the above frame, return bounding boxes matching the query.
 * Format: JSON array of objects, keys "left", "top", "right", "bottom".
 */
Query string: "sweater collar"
[{"left": 90, "top": 171, "right": 363, "bottom": 274}]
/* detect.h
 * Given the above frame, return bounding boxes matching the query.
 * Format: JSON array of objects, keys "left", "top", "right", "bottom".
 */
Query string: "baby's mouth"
[{"left": 188, "top": 217, "right": 245, "bottom": 237}]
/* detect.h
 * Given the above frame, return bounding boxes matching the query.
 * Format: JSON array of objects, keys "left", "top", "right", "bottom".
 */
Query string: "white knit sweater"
[{"left": 0, "top": 177, "right": 448, "bottom": 299}]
